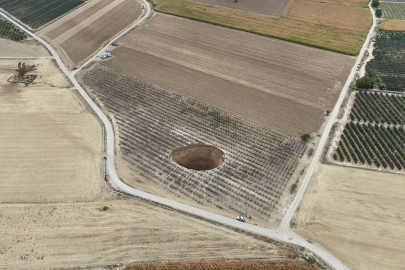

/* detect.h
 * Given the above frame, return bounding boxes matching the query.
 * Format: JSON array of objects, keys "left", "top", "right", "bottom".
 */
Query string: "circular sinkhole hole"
[{"left": 169, "top": 144, "right": 225, "bottom": 171}]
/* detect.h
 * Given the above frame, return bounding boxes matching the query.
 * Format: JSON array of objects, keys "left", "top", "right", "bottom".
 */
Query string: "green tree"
[
  {"left": 376, "top": 9, "right": 382, "bottom": 17},
  {"left": 301, "top": 133, "right": 311, "bottom": 142},
  {"left": 372, "top": 0, "right": 379, "bottom": 7},
  {"left": 356, "top": 76, "right": 374, "bottom": 89}
]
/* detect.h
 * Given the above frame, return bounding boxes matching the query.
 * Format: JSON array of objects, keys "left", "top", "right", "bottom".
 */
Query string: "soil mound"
[{"left": 170, "top": 144, "right": 224, "bottom": 171}]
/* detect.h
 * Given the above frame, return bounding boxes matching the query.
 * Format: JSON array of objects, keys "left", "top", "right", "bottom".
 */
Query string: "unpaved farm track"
[
  {"left": 37, "top": 0, "right": 143, "bottom": 69},
  {"left": 106, "top": 13, "right": 355, "bottom": 136}
]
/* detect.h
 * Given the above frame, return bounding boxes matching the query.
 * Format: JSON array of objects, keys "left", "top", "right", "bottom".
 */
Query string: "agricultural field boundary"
[
  {"left": 0, "top": 4, "right": 359, "bottom": 270},
  {"left": 280, "top": 0, "right": 377, "bottom": 239},
  {"left": 150, "top": 0, "right": 369, "bottom": 55}
]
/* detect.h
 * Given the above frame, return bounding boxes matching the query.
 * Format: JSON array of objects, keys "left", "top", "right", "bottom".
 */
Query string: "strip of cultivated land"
[
  {"left": 0, "top": 199, "right": 296, "bottom": 269},
  {"left": 380, "top": 2, "right": 405, "bottom": 20},
  {"left": 79, "top": 64, "right": 308, "bottom": 227},
  {"left": 151, "top": 0, "right": 371, "bottom": 55},
  {"left": 0, "top": 58, "right": 103, "bottom": 203},
  {"left": 126, "top": 259, "right": 321, "bottom": 270},
  {"left": 329, "top": 91, "right": 405, "bottom": 171},
  {"left": 189, "top": 0, "right": 291, "bottom": 17},
  {"left": 104, "top": 13, "right": 355, "bottom": 136},
  {"left": 37, "top": 0, "right": 143, "bottom": 69},
  {"left": 295, "top": 164, "right": 405, "bottom": 270},
  {"left": 0, "top": 0, "right": 85, "bottom": 29}
]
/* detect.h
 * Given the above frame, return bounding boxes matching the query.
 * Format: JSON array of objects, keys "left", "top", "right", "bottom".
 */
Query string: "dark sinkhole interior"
[{"left": 170, "top": 144, "right": 225, "bottom": 171}]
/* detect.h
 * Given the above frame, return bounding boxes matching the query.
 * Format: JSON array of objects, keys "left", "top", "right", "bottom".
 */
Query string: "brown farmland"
[
  {"left": 295, "top": 164, "right": 405, "bottom": 270},
  {"left": 37, "top": 0, "right": 144, "bottom": 69},
  {"left": 190, "top": 0, "right": 291, "bottom": 17},
  {"left": 126, "top": 259, "right": 321, "bottom": 270},
  {"left": 103, "top": 13, "right": 355, "bottom": 136}
]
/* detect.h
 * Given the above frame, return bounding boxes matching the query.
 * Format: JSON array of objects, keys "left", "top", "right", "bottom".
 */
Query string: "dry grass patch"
[
  {"left": 0, "top": 59, "right": 103, "bottom": 203},
  {"left": 151, "top": 0, "right": 371, "bottom": 55},
  {"left": 295, "top": 164, "right": 405, "bottom": 270},
  {"left": 380, "top": 19, "right": 405, "bottom": 31},
  {"left": 0, "top": 199, "right": 294, "bottom": 269}
]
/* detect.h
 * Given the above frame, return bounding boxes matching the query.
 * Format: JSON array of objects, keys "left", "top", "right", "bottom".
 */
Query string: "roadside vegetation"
[
  {"left": 151, "top": 0, "right": 371, "bottom": 55},
  {"left": 0, "top": 0, "right": 85, "bottom": 28},
  {"left": 0, "top": 19, "right": 26, "bottom": 40}
]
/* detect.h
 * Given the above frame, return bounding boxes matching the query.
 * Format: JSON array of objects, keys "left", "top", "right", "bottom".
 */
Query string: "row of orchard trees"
[
  {"left": 0, "top": 19, "right": 26, "bottom": 41},
  {"left": 334, "top": 122, "right": 405, "bottom": 170}
]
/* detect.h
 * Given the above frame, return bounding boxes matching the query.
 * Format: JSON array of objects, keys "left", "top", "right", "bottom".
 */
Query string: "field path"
[{"left": 0, "top": 1, "right": 377, "bottom": 269}]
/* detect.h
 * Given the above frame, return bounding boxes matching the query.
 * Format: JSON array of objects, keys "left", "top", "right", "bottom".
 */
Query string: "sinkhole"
[{"left": 169, "top": 144, "right": 225, "bottom": 171}]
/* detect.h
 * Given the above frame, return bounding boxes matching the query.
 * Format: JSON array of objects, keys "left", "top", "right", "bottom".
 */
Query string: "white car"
[
  {"left": 355, "top": 64, "right": 361, "bottom": 71},
  {"left": 237, "top": 216, "right": 246, "bottom": 222}
]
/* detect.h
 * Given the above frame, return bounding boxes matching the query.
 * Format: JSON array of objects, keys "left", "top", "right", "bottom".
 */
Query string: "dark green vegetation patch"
[
  {"left": 0, "top": 18, "right": 26, "bottom": 40},
  {"left": 333, "top": 91, "right": 405, "bottom": 170},
  {"left": 366, "top": 30, "right": 405, "bottom": 91},
  {"left": 0, "top": 0, "right": 85, "bottom": 29}
]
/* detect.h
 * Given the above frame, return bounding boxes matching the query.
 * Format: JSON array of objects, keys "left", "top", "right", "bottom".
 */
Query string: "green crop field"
[
  {"left": 333, "top": 91, "right": 405, "bottom": 170},
  {"left": 0, "top": 18, "right": 27, "bottom": 40},
  {"left": 381, "top": 2, "right": 405, "bottom": 20},
  {"left": 0, "top": 0, "right": 85, "bottom": 29},
  {"left": 367, "top": 30, "right": 405, "bottom": 91}
]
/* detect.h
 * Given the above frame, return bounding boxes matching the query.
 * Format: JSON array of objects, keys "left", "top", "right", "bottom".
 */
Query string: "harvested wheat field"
[
  {"left": 380, "top": 20, "right": 405, "bottom": 31},
  {"left": 0, "top": 38, "right": 49, "bottom": 57},
  {"left": 284, "top": 0, "right": 371, "bottom": 33},
  {"left": 37, "top": 0, "right": 143, "bottom": 69},
  {"left": 0, "top": 59, "right": 104, "bottom": 203},
  {"left": 104, "top": 13, "right": 355, "bottom": 136},
  {"left": 0, "top": 199, "right": 297, "bottom": 269},
  {"left": 126, "top": 259, "right": 320, "bottom": 270},
  {"left": 294, "top": 164, "right": 405, "bottom": 270},
  {"left": 190, "top": 0, "right": 291, "bottom": 17}
]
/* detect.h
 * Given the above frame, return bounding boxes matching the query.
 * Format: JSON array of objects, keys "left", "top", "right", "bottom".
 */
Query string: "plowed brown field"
[
  {"left": 103, "top": 13, "right": 355, "bottom": 136},
  {"left": 37, "top": 0, "right": 143, "bottom": 69}
]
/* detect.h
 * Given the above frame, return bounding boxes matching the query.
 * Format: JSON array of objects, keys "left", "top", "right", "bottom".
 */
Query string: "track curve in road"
[{"left": 0, "top": 1, "right": 376, "bottom": 269}]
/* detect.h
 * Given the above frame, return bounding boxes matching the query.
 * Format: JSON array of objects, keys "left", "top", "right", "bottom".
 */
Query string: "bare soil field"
[
  {"left": 0, "top": 198, "right": 296, "bottom": 269},
  {"left": 126, "top": 259, "right": 320, "bottom": 270},
  {"left": 0, "top": 38, "right": 49, "bottom": 57},
  {"left": 380, "top": 19, "right": 405, "bottom": 31},
  {"left": 0, "top": 58, "right": 104, "bottom": 203},
  {"left": 294, "top": 164, "right": 405, "bottom": 270},
  {"left": 104, "top": 13, "right": 354, "bottom": 136},
  {"left": 151, "top": 0, "right": 371, "bottom": 55},
  {"left": 190, "top": 0, "right": 290, "bottom": 17},
  {"left": 37, "top": 0, "right": 143, "bottom": 69}
]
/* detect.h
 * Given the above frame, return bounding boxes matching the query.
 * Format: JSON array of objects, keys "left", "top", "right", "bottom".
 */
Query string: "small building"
[{"left": 100, "top": 52, "right": 111, "bottom": 59}]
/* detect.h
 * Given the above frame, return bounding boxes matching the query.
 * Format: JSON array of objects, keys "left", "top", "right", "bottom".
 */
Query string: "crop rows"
[
  {"left": 83, "top": 65, "right": 306, "bottom": 220},
  {"left": 380, "top": 2, "right": 405, "bottom": 20},
  {"left": 333, "top": 92, "right": 405, "bottom": 170},
  {"left": 366, "top": 30, "right": 405, "bottom": 91},
  {"left": 349, "top": 91, "right": 405, "bottom": 125},
  {"left": 126, "top": 259, "right": 320, "bottom": 270},
  {"left": 0, "top": 0, "right": 85, "bottom": 29},
  {"left": 0, "top": 18, "right": 26, "bottom": 40}
]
